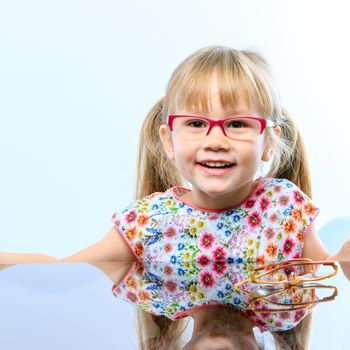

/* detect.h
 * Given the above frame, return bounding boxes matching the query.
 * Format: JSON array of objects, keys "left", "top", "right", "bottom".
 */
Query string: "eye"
[
  {"left": 226, "top": 120, "right": 246, "bottom": 128},
  {"left": 186, "top": 119, "right": 208, "bottom": 128}
]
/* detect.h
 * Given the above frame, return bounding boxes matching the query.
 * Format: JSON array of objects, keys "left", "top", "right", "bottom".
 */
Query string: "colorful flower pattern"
[{"left": 110, "top": 177, "right": 320, "bottom": 331}]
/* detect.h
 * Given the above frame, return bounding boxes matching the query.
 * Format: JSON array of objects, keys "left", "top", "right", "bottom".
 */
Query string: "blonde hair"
[{"left": 134, "top": 45, "right": 314, "bottom": 350}]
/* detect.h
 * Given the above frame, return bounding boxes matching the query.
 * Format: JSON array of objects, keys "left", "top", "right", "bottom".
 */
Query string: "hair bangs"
[
  {"left": 215, "top": 50, "right": 275, "bottom": 117},
  {"left": 172, "top": 63, "right": 214, "bottom": 114}
]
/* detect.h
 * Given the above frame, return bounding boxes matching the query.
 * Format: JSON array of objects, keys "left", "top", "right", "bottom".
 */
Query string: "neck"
[{"left": 184, "top": 177, "right": 259, "bottom": 211}]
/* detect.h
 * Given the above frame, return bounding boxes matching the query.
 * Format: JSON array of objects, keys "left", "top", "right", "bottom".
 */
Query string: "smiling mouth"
[{"left": 198, "top": 162, "right": 236, "bottom": 169}]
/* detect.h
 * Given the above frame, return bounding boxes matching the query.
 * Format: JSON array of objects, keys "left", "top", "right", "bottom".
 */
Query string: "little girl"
[{"left": 1, "top": 46, "right": 349, "bottom": 350}]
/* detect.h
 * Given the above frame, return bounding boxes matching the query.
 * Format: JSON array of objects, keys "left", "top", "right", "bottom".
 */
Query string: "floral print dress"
[{"left": 110, "top": 176, "right": 320, "bottom": 332}]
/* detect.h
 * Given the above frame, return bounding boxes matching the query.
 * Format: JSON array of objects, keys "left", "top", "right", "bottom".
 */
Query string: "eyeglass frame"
[
  {"left": 167, "top": 115, "right": 282, "bottom": 138},
  {"left": 233, "top": 258, "right": 339, "bottom": 312}
]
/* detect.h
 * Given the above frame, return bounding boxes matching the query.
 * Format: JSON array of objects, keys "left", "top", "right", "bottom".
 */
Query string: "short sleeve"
[
  {"left": 284, "top": 180, "right": 320, "bottom": 242},
  {"left": 111, "top": 202, "right": 147, "bottom": 261}
]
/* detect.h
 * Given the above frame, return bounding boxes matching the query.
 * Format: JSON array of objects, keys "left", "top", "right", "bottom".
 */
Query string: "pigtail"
[
  {"left": 136, "top": 311, "right": 189, "bottom": 350},
  {"left": 134, "top": 97, "right": 189, "bottom": 349},
  {"left": 266, "top": 106, "right": 313, "bottom": 198},
  {"left": 271, "top": 314, "right": 313, "bottom": 350},
  {"left": 135, "top": 97, "right": 183, "bottom": 199},
  {"left": 242, "top": 49, "right": 313, "bottom": 198}
]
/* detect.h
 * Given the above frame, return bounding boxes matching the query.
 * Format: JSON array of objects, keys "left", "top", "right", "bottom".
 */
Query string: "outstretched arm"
[
  {"left": 1, "top": 226, "right": 136, "bottom": 275},
  {"left": 62, "top": 226, "right": 136, "bottom": 263},
  {"left": 1, "top": 226, "right": 136, "bottom": 285}
]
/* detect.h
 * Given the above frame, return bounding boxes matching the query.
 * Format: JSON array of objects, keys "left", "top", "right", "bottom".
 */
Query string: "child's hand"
[
  {"left": 326, "top": 239, "right": 350, "bottom": 281},
  {"left": 330, "top": 239, "right": 350, "bottom": 262}
]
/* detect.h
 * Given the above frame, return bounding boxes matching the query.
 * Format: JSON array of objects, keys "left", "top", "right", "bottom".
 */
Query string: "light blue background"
[{"left": 1, "top": 0, "right": 350, "bottom": 349}]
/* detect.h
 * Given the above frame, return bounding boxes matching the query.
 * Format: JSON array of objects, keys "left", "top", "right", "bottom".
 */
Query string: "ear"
[
  {"left": 159, "top": 124, "right": 175, "bottom": 161},
  {"left": 261, "top": 126, "right": 281, "bottom": 162}
]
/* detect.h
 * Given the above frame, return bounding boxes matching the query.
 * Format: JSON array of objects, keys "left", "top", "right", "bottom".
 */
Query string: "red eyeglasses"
[{"left": 167, "top": 115, "right": 281, "bottom": 141}]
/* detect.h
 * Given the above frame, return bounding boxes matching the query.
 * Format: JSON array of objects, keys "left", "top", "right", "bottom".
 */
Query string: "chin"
[{"left": 200, "top": 186, "right": 233, "bottom": 197}]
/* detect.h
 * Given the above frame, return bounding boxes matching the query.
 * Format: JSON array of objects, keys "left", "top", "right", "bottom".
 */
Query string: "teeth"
[{"left": 202, "top": 162, "right": 233, "bottom": 167}]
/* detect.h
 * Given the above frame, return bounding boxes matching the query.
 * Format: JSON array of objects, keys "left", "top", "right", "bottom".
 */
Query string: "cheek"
[
  {"left": 237, "top": 143, "right": 262, "bottom": 163},
  {"left": 251, "top": 137, "right": 266, "bottom": 158},
  {"left": 173, "top": 141, "right": 195, "bottom": 163}
]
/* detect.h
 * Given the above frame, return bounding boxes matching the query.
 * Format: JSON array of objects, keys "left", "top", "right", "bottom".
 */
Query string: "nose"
[
  {"left": 202, "top": 124, "right": 230, "bottom": 150},
  {"left": 206, "top": 122, "right": 227, "bottom": 137}
]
